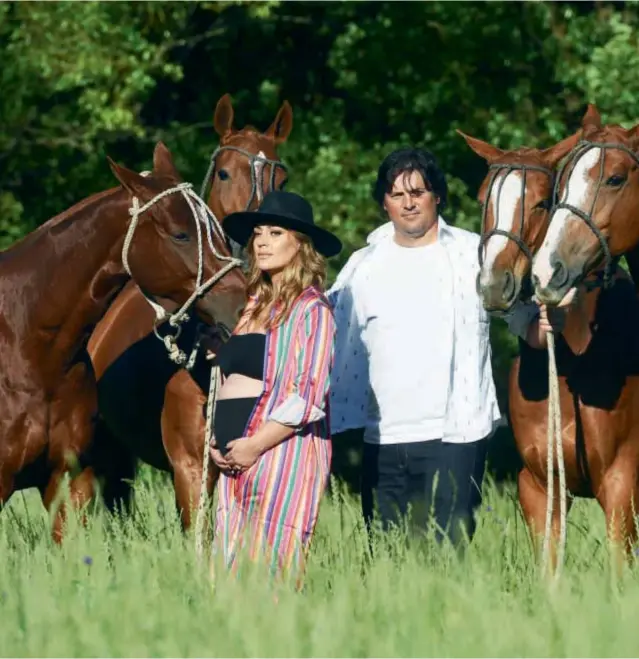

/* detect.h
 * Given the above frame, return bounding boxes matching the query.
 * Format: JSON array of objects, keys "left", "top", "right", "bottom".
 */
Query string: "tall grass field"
[{"left": 0, "top": 467, "right": 636, "bottom": 657}]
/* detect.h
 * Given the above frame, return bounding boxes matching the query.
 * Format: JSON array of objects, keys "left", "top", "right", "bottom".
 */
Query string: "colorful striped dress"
[{"left": 212, "top": 285, "right": 336, "bottom": 581}]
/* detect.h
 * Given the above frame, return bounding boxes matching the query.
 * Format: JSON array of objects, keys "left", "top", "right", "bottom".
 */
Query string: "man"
[{"left": 327, "top": 146, "right": 504, "bottom": 548}]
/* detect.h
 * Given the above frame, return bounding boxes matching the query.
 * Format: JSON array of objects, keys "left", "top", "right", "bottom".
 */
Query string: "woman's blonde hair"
[{"left": 239, "top": 228, "right": 327, "bottom": 330}]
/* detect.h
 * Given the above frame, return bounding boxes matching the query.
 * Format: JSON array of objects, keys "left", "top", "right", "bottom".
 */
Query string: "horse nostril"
[
  {"left": 502, "top": 270, "right": 515, "bottom": 300},
  {"left": 550, "top": 259, "right": 569, "bottom": 288}
]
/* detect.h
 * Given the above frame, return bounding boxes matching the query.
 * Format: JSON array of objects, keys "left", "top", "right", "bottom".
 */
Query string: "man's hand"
[
  {"left": 538, "top": 304, "right": 568, "bottom": 334},
  {"left": 537, "top": 287, "right": 577, "bottom": 334},
  {"left": 527, "top": 287, "right": 579, "bottom": 348}
]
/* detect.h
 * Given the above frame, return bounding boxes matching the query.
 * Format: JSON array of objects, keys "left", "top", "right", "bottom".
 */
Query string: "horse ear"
[
  {"left": 214, "top": 93, "right": 235, "bottom": 137},
  {"left": 152, "top": 141, "right": 179, "bottom": 179},
  {"left": 456, "top": 129, "right": 504, "bottom": 162},
  {"left": 628, "top": 121, "right": 639, "bottom": 148},
  {"left": 265, "top": 100, "right": 293, "bottom": 144},
  {"left": 582, "top": 103, "right": 602, "bottom": 130},
  {"left": 539, "top": 130, "right": 581, "bottom": 167},
  {"left": 107, "top": 156, "right": 152, "bottom": 197}
]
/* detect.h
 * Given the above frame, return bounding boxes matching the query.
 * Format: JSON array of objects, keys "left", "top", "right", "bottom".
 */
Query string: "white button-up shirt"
[{"left": 327, "top": 217, "right": 506, "bottom": 444}]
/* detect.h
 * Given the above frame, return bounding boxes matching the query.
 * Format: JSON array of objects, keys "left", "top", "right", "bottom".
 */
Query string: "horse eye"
[
  {"left": 172, "top": 232, "right": 189, "bottom": 243},
  {"left": 218, "top": 169, "right": 230, "bottom": 181},
  {"left": 606, "top": 174, "right": 626, "bottom": 187},
  {"left": 535, "top": 198, "right": 551, "bottom": 210}
]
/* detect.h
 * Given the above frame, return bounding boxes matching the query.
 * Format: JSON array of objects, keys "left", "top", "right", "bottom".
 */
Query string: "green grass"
[{"left": 0, "top": 468, "right": 637, "bottom": 657}]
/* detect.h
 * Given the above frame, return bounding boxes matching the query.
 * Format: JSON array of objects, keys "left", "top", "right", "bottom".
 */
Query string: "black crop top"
[{"left": 212, "top": 333, "right": 266, "bottom": 380}]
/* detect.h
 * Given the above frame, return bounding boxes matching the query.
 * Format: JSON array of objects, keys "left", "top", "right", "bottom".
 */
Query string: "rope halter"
[
  {"left": 479, "top": 161, "right": 555, "bottom": 274},
  {"left": 121, "top": 181, "right": 243, "bottom": 365},
  {"left": 550, "top": 138, "right": 639, "bottom": 290}
]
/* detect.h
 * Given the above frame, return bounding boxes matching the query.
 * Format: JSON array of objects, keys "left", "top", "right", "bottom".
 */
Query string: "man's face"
[{"left": 383, "top": 170, "right": 439, "bottom": 240}]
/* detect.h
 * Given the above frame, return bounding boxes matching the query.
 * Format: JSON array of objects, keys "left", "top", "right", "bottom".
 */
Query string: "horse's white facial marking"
[
  {"left": 253, "top": 150, "right": 266, "bottom": 202},
  {"left": 533, "top": 147, "right": 601, "bottom": 288},
  {"left": 479, "top": 170, "right": 521, "bottom": 286}
]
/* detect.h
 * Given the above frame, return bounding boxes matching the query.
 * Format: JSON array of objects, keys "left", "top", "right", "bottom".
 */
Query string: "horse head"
[
  {"left": 532, "top": 105, "right": 639, "bottom": 305},
  {"left": 107, "top": 141, "right": 246, "bottom": 333},
  {"left": 202, "top": 93, "right": 292, "bottom": 260},
  {"left": 458, "top": 120, "right": 585, "bottom": 313}
]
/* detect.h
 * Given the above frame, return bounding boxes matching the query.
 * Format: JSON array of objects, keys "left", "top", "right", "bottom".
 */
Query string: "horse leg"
[
  {"left": 44, "top": 360, "right": 99, "bottom": 543},
  {"left": 518, "top": 465, "right": 573, "bottom": 571},
  {"left": 161, "top": 369, "right": 220, "bottom": 532},
  {"left": 41, "top": 466, "right": 97, "bottom": 543},
  {"left": 598, "top": 461, "right": 639, "bottom": 577}
]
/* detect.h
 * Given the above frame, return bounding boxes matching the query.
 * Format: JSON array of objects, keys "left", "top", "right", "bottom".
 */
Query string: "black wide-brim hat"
[{"left": 223, "top": 190, "right": 342, "bottom": 258}]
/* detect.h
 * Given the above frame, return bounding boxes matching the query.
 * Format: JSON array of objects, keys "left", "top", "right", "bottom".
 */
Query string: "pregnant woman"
[{"left": 209, "top": 190, "right": 342, "bottom": 585}]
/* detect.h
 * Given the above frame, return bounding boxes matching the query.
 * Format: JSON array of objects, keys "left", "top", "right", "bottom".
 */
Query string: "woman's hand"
[
  {"left": 225, "top": 437, "right": 262, "bottom": 471},
  {"left": 210, "top": 443, "right": 233, "bottom": 472}
]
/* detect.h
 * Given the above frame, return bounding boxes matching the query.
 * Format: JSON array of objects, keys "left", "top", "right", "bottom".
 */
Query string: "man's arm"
[{"left": 503, "top": 292, "right": 578, "bottom": 350}]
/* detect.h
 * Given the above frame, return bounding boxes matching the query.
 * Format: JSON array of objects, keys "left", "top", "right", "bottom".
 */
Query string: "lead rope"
[
  {"left": 541, "top": 331, "right": 567, "bottom": 583},
  {"left": 194, "top": 363, "right": 221, "bottom": 560}
]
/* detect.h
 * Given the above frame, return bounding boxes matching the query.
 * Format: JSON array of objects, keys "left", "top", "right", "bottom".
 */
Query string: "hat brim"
[{"left": 223, "top": 211, "right": 342, "bottom": 258}]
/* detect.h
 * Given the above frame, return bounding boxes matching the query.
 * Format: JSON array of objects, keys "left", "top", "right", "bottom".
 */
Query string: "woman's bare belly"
[{"left": 218, "top": 373, "right": 264, "bottom": 400}]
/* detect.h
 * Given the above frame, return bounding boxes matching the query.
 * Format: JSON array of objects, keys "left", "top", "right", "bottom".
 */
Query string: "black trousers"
[{"left": 360, "top": 438, "right": 489, "bottom": 548}]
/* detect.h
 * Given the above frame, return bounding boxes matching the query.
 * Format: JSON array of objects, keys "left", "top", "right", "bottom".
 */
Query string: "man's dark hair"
[{"left": 372, "top": 147, "right": 448, "bottom": 211}]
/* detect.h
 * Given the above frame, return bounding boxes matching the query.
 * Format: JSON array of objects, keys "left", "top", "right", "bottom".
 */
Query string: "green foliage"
[
  {"left": 0, "top": 1, "right": 190, "bottom": 244},
  {"left": 552, "top": 2, "right": 639, "bottom": 125}
]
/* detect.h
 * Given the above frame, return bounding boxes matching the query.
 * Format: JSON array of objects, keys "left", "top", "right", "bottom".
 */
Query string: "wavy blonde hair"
[{"left": 239, "top": 229, "right": 327, "bottom": 331}]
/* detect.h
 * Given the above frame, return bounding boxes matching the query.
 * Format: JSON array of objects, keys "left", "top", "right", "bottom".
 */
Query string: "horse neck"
[{"left": 8, "top": 188, "right": 133, "bottom": 357}]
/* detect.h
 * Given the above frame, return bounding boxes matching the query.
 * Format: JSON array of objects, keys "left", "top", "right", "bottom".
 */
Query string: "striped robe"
[{"left": 212, "top": 285, "right": 336, "bottom": 581}]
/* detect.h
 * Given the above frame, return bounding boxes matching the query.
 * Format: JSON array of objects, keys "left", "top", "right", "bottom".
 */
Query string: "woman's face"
[{"left": 252, "top": 224, "right": 301, "bottom": 278}]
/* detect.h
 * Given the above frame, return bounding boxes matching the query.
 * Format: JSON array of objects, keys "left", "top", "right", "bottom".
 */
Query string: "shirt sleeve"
[
  {"left": 267, "top": 300, "right": 336, "bottom": 428},
  {"left": 328, "top": 266, "right": 370, "bottom": 434}
]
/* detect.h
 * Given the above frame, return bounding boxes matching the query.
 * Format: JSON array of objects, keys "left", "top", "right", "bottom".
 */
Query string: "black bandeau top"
[{"left": 212, "top": 332, "right": 266, "bottom": 380}]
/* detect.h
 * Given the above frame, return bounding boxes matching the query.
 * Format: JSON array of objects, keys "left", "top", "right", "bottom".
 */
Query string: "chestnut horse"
[
  {"left": 86, "top": 94, "right": 292, "bottom": 529},
  {"left": 461, "top": 105, "right": 639, "bottom": 569},
  {"left": 0, "top": 142, "right": 245, "bottom": 542},
  {"left": 528, "top": 105, "right": 639, "bottom": 566}
]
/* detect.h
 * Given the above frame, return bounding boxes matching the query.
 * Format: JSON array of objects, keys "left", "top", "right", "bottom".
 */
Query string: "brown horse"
[
  {"left": 526, "top": 105, "right": 639, "bottom": 565},
  {"left": 0, "top": 141, "right": 245, "bottom": 542},
  {"left": 460, "top": 105, "right": 639, "bottom": 570},
  {"left": 86, "top": 94, "right": 292, "bottom": 529}
]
